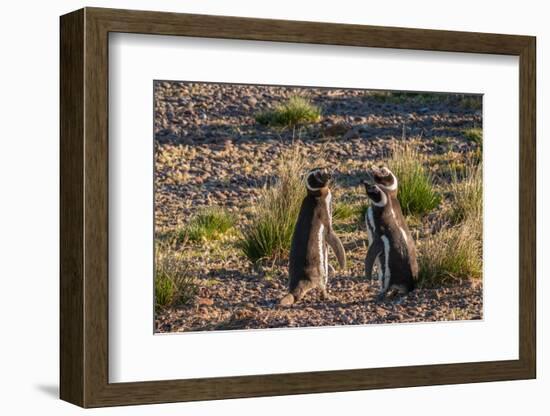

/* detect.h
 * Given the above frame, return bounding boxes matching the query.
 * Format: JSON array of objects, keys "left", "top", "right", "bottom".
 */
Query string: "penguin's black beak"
[
  {"left": 363, "top": 181, "right": 371, "bottom": 193},
  {"left": 363, "top": 180, "right": 378, "bottom": 195},
  {"left": 364, "top": 170, "right": 375, "bottom": 186},
  {"left": 318, "top": 169, "right": 331, "bottom": 183}
]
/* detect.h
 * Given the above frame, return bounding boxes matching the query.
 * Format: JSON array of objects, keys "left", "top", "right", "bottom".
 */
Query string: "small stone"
[
  {"left": 323, "top": 122, "right": 352, "bottom": 136},
  {"left": 197, "top": 297, "right": 213, "bottom": 306}
]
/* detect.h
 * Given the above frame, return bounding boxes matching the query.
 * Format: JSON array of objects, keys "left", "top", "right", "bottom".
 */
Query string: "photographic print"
[{"left": 154, "top": 81, "right": 483, "bottom": 333}]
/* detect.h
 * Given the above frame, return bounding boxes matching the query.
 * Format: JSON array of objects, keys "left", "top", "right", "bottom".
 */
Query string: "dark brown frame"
[{"left": 60, "top": 7, "right": 536, "bottom": 408}]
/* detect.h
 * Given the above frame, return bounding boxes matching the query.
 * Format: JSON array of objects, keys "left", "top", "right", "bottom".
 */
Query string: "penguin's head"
[
  {"left": 363, "top": 182, "right": 388, "bottom": 207},
  {"left": 367, "top": 165, "right": 398, "bottom": 193},
  {"left": 305, "top": 168, "right": 331, "bottom": 192}
]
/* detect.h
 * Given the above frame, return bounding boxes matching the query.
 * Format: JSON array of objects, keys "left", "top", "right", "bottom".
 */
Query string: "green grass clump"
[
  {"left": 155, "top": 249, "right": 198, "bottom": 311},
  {"left": 332, "top": 201, "right": 360, "bottom": 221},
  {"left": 418, "top": 217, "right": 482, "bottom": 287},
  {"left": 238, "top": 147, "right": 309, "bottom": 263},
  {"left": 368, "top": 91, "right": 449, "bottom": 106},
  {"left": 463, "top": 127, "right": 483, "bottom": 146},
  {"left": 255, "top": 96, "right": 321, "bottom": 128},
  {"left": 433, "top": 136, "right": 451, "bottom": 146},
  {"left": 388, "top": 142, "right": 441, "bottom": 217},
  {"left": 178, "top": 208, "right": 234, "bottom": 243},
  {"left": 358, "top": 203, "right": 369, "bottom": 223},
  {"left": 458, "top": 95, "right": 482, "bottom": 111},
  {"left": 448, "top": 161, "right": 482, "bottom": 224}
]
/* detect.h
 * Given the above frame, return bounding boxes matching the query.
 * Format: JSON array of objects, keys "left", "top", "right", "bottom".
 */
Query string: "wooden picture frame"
[{"left": 60, "top": 7, "right": 536, "bottom": 408}]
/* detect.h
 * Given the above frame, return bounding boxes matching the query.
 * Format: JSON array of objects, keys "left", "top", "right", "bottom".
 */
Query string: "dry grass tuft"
[
  {"left": 418, "top": 216, "right": 482, "bottom": 287},
  {"left": 155, "top": 248, "right": 198, "bottom": 311},
  {"left": 448, "top": 160, "right": 482, "bottom": 224},
  {"left": 463, "top": 127, "right": 483, "bottom": 146},
  {"left": 239, "top": 145, "right": 320, "bottom": 263}
]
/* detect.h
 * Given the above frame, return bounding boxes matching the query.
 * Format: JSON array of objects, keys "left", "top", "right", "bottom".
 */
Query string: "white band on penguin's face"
[
  {"left": 371, "top": 190, "right": 388, "bottom": 207},
  {"left": 306, "top": 170, "right": 322, "bottom": 191},
  {"left": 378, "top": 172, "right": 398, "bottom": 192}
]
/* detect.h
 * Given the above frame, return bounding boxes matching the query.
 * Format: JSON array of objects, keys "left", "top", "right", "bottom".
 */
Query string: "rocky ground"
[
  {"left": 156, "top": 275, "right": 482, "bottom": 332},
  {"left": 154, "top": 81, "right": 483, "bottom": 333}
]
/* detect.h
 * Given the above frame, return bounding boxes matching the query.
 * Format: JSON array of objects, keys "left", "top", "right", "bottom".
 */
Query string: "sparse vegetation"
[
  {"left": 332, "top": 201, "right": 361, "bottom": 221},
  {"left": 418, "top": 154, "right": 482, "bottom": 286},
  {"left": 368, "top": 91, "right": 451, "bottom": 106},
  {"left": 358, "top": 203, "right": 369, "bottom": 224},
  {"left": 238, "top": 146, "right": 309, "bottom": 263},
  {"left": 458, "top": 95, "right": 482, "bottom": 111},
  {"left": 255, "top": 96, "right": 321, "bottom": 128},
  {"left": 433, "top": 136, "right": 450, "bottom": 146},
  {"left": 418, "top": 217, "right": 482, "bottom": 287},
  {"left": 463, "top": 127, "right": 483, "bottom": 146},
  {"left": 388, "top": 142, "right": 441, "bottom": 217},
  {"left": 155, "top": 249, "right": 198, "bottom": 311},
  {"left": 368, "top": 91, "right": 481, "bottom": 111},
  {"left": 448, "top": 161, "right": 482, "bottom": 224},
  {"left": 445, "top": 159, "right": 468, "bottom": 180},
  {"left": 177, "top": 208, "right": 234, "bottom": 243}
]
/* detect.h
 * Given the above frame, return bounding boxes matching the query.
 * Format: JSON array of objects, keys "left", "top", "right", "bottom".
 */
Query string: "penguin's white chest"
[
  {"left": 318, "top": 224, "right": 328, "bottom": 282},
  {"left": 365, "top": 207, "right": 375, "bottom": 243},
  {"left": 326, "top": 192, "right": 332, "bottom": 225},
  {"left": 322, "top": 192, "right": 332, "bottom": 284},
  {"left": 365, "top": 206, "right": 383, "bottom": 280},
  {"left": 381, "top": 234, "right": 392, "bottom": 290}
]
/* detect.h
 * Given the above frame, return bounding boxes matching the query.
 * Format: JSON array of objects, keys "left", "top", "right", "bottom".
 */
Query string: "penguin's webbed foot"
[
  {"left": 320, "top": 289, "right": 332, "bottom": 302},
  {"left": 393, "top": 296, "right": 405, "bottom": 305},
  {"left": 279, "top": 293, "right": 295, "bottom": 306},
  {"left": 375, "top": 292, "right": 387, "bottom": 302}
]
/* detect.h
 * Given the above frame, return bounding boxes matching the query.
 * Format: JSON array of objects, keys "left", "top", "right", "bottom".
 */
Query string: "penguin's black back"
[
  {"left": 290, "top": 198, "right": 315, "bottom": 267},
  {"left": 288, "top": 193, "right": 328, "bottom": 290}
]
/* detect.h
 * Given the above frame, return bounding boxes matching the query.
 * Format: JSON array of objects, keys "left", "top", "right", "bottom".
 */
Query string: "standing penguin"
[
  {"left": 280, "top": 168, "right": 346, "bottom": 305},
  {"left": 367, "top": 166, "right": 413, "bottom": 264},
  {"left": 363, "top": 176, "right": 417, "bottom": 301},
  {"left": 364, "top": 165, "right": 400, "bottom": 285}
]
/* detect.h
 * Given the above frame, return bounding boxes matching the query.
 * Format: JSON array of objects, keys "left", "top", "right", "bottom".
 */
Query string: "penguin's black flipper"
[
  {"left": 365, "top": 238, "right": 383, "bottom": 280},
  {"left": 326, "top": 230, "right": 346, "bottom": 269}
]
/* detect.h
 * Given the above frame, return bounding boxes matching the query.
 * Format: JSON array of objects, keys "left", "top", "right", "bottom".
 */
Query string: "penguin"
[
  {"left": 363, "top": 179, "right": 417, "bottom": 301},
  {"left": 280, "top": 168, "right": 346, "bottom": 305},
  {"left": 363, "top": 165, "right": 399, "bottom": 284},
  {"left": 364, "top": 165, "right": 401, "bottom": 259},
  {"left": 367, "top": 165, "right": 414, "bottom": 280}
]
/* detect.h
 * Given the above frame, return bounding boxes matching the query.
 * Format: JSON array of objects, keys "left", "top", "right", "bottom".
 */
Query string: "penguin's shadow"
[
  {"left": 307, "top": 299, "right": 366, "bottom": 310},
  {"left": 201, "top": 268, "right": 258, "bottom": 281}
]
